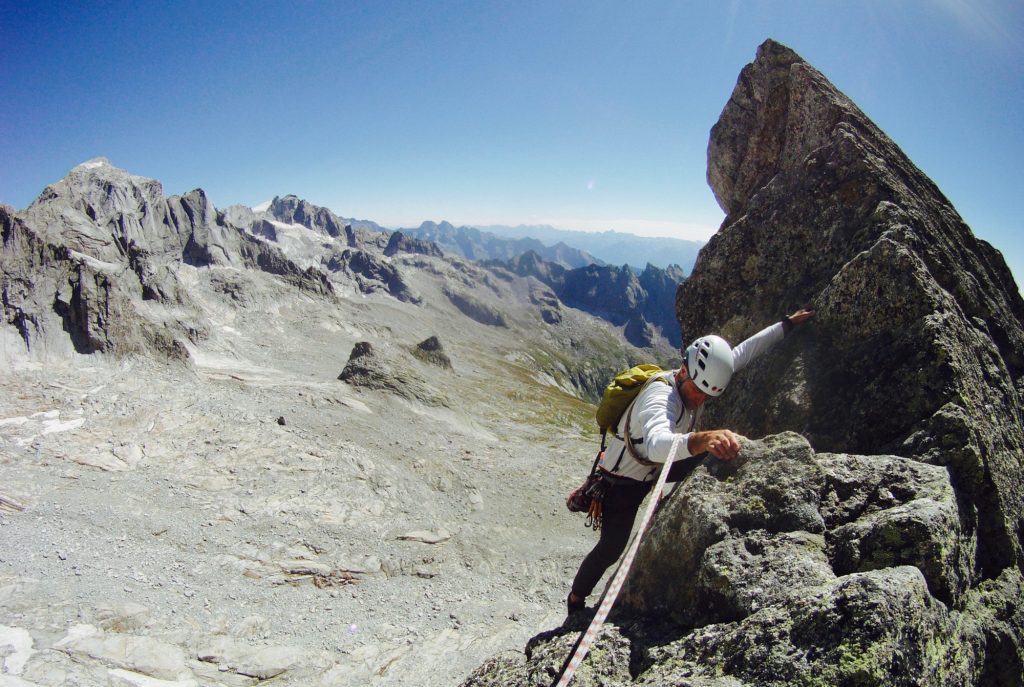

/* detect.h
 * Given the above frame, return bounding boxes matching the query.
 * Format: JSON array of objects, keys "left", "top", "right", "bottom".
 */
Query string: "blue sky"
[{"left": 2, "top": 1, "right": 1021, "bottom": 286}]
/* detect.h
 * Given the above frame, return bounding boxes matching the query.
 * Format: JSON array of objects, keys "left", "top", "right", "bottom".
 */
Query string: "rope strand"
[{"left": 552, "top": 435, "right": 685, "bottom": 687}]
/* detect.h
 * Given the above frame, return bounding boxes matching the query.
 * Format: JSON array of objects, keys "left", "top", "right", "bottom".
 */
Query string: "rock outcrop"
[
  {"left": 670, "top": 37, "right": 1024, "bottom": 683},
  {"left": 464, "top": 39, "right": 1024, "bottom": 686},
  {"left": 529, "top": 282, "right": 563, "bottom": 325},
  {"left": 412, "top": 335, "right": 453, "bottom": 370},
  {"left": 338, "top": 340, "right": 445, "bottom": 405},
  {"left": 465, "top": 435, "right": 1004, "bottom": 686},
  {"left": 384, "top": 230, "right": 445, "bottom": 258},
  {"left": 443, "top": 286, "right": 509, "bottom": 328},
  {"left": 326, "top": 248, "right": 422, "bottom": 303}
]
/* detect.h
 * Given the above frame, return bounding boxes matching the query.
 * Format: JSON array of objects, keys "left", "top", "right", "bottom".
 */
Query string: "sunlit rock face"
[{"left": 678, "top": 38, "right": 1024, "bottom": 578}]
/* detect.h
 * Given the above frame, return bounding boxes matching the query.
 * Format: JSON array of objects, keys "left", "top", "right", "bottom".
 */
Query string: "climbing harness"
[
  {"left": 568, "top": 371, "right": 680, "bottom": 529},
  {"left": 552, "top": 435, "right": 685, "bottom": 687}
]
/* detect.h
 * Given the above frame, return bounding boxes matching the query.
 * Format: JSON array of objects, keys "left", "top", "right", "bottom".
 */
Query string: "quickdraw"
[
  {"left": 567, "top": 449, "right": 609, "bottom": 530},
  {"left": 583, "top": 480, "right": 605, "bottom": 530}
]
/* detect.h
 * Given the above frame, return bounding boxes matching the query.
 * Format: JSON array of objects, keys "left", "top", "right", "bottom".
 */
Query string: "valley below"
[{"left": 1, "top": 257, "right": 625, "bottom": 686}]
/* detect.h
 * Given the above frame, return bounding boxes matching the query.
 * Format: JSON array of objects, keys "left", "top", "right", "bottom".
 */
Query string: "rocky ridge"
[
  {"left": 473, "top": 224, "right": 704, "bottom": 274},
  {"left": 463, "top": 39, "right": 1024, "bottom": 687},
  {"left": 487, "top": 252, "right": 685, "bottom": 349},
  {"left": 681, "top": 38, "right": 1024, "bottom": 579},
  {"left": 405, "top": 221, "right": 600, "bottom": 270}
]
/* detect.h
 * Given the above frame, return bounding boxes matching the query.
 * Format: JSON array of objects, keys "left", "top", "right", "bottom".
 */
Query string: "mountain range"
[
  {"left": 0, "top": 159, "right": 681, "bottom": 396},
  {"left": 404, "top": 220, "right": 703, "bottom": 274},
  {"left": 251, "top": 205, "right": 685, "bottom": 350},
  {"left": 401, "top": 221, "right": 601, "bottom": 270},
  {"left": 225, "top": 200, "right": 689, "bottom": 348},
  {"left": 478, "top": 223, "right": 704, "bottom": 272}
]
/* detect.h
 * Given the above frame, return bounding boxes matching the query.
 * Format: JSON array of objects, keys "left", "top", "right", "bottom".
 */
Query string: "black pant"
[{"left": 570, "top": 454, "right": 704, "bottom": 600}]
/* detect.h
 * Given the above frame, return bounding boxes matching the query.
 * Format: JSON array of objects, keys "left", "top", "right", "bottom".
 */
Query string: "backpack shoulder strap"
[{"left": 621, "top": 372, "right": 673, "bottom": 467}]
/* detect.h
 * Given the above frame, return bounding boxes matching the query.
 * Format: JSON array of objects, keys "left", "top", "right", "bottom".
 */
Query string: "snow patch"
[
  {"left": 76, "top": 158, "right": 109, "bottom": 170},
  {"left": 252, "top": 200, "right": 272, "bottom": 213},
  {"left": 1, "top": 410, "right": 84, "bottom": 438},
  {"left": 69, "top": 250, "right": 121, "bottom": 273},
  {"left": 54, "top": 624, "right": 100, "bottom": 647},
  {"left": 269, "top": 220, "right": 310, "bottom": 232},
  {"left": 0, "top": 416, "right": 30, "bottom": 427}
]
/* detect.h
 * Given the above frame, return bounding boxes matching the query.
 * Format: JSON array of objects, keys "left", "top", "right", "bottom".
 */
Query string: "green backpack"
[
  {"left": 570, "top": 364, "right": 672, "bottom": 525},
  {"left": 595, "top": 364, "right": 671, "bottom": 437}
]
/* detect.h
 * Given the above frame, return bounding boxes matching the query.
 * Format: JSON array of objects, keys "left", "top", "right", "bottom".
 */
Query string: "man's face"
[{"left": 676, "top": 369, "right": 708, "bottom": 409}]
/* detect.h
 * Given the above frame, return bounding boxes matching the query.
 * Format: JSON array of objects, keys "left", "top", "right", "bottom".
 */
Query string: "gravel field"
[{"left": 0, "top": 268, "right": 611, "bottom": 687}]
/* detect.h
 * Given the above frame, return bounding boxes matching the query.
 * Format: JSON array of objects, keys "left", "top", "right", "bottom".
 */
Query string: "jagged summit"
[
  {"left": 268, "top": 194, "right": 347, "bottom": 238},
  {"left": 673, "top": 34, "right": 1024, "bottom": 678},
  {"left": 28, "top": 157, "right": 168, "bottom": 225},
  {"left": 1, "top": 157, "right": 673, "bottom": 397}
]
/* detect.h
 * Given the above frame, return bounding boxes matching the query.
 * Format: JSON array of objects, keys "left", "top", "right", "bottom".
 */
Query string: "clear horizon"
[{"left": 2, "top": 2, "right": 1021, "bottom": 283}]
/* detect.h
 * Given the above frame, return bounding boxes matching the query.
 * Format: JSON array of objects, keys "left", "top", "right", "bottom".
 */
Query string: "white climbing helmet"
[{"left": 684, "top": 335, "right": 734, "bottom": 396}]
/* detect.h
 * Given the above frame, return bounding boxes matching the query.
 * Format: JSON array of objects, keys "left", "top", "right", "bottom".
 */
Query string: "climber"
[{"left": 567, "top": 308, "right": 816, "bottom": 613}]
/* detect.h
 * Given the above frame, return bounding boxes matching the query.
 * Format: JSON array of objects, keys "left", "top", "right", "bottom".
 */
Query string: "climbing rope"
[{"left": 552, "top": 436, "right": 684, "bottom": 687}]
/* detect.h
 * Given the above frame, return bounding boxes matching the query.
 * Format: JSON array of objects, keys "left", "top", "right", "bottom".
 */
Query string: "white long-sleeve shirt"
[{"left": 597, "top": 321, "right": 786, "bottom": 482}]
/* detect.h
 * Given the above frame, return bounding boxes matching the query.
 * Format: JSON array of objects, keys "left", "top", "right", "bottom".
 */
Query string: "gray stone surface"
[{"left": 681, "top": 39, "right": 1024, "bottom": 577}]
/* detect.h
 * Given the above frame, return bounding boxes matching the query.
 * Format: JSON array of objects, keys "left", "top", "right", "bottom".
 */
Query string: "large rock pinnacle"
[{"left": 680, "top": 38, "right": 1024, "bottom": 576}]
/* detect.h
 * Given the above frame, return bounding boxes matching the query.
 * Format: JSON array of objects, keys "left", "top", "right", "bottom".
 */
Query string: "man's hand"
[
  {"left": 688, "top": 429, "right": 743, "bottom": 461},
  {"left": 787, "top": 308, "right": 815, "bottom": 326}
]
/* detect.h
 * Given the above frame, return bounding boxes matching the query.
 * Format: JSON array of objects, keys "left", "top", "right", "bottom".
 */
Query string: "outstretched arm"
[{"left": 733, "top": 308, "right": 816, "bottom": 373}]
